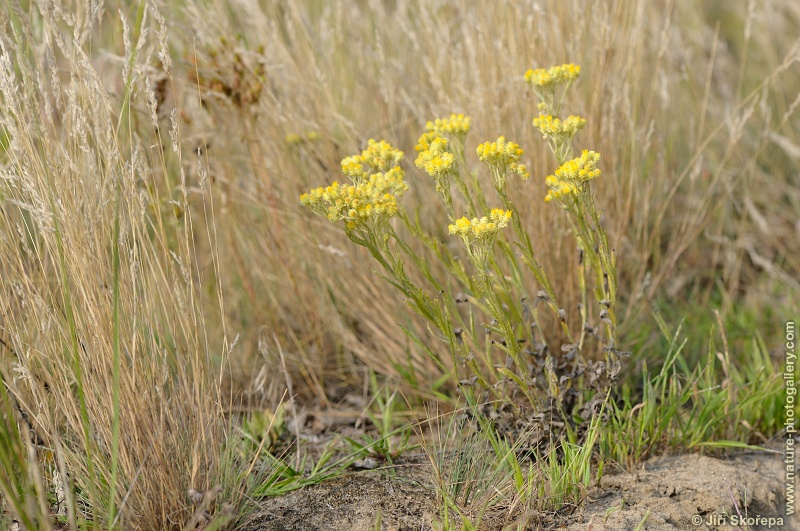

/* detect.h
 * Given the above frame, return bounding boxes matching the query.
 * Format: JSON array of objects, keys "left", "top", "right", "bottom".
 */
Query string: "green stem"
[{"left": 498, "top": 191, "right": 573, "bottom": 342}]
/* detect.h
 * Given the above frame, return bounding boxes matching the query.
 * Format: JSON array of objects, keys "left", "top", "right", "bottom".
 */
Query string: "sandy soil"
[
  {"left": 565, "top": 450, "right": 789, "bottom": 531},
  {"left": 245, "top": 448, "right": 792, "bottom": 531}
]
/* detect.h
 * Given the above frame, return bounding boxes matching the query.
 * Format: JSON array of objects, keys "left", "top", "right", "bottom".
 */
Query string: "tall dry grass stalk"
[
  {"left": 175, "top": 0, "right": 799, "bottom": 400},
  {"left": 0, "top": 2, "right": 238, "bottom": 529}
]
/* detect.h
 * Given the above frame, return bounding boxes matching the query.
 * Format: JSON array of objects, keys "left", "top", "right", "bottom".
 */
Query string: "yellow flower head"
[
  {"left": 448, "top": 208, "right": 511, "bottom": 265},
  {"left": 476, "top": 136, "right": 523, "bottom": 165},
  {"left": 368, "top": 166, "right": 409, "bottom": 197},
  {"left": 361, "top": 139, "right": 404, "bottom": 171},
  {"left": 476, "top": 136, "right": 529, "bottom": 182},
  {"left": 524, "top": 64, "right": 581, "bottom": 88},
  {"left": 543, "top": 150, "right": 601, "bottom": 202},
  {"left": 448, "top": 216, "right": 473, "bottom": 236},
  {"left": 447, "top": 209, "right": 512, "bottom": 241},
  {"left": 415, "top": 131, "right": 439, "bottom": 152},
  {"left": 415, "top": 133, "right": 455, "bottom": 177},
  {"left": 341, "top": 156, "right": 367, "bottom": 180},
  {"left": 426, "top": 113, "right": 471, "bottom": 137},
  {"left": 554, "top": 150, "right": 601, "bottom": 182},
  {"left": 532, "top": 114, "right": 586, "bottom": 140},
  {"left": 300, "top": 167, "right": 407, "bottom": 230},
  {"left": 544, "top": 178, "right": 579, "bottom": 202},
  {"left": 341, "top": 139, "right": 404, "bottom": 181}
]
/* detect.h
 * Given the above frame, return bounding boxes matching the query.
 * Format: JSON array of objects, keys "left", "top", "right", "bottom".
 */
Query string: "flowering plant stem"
[
  {"left": 346, "top": 226, "right": 472, "bottom": 386},
  {"left": 529, "top": 63, "right": 620, "bottom": 371},
  {"left": 473, "top": 268, "right": 538, "bottom": 407},
  {"left": 497, "top": 188, "right": 574, "bottom": 342},
  {"left": 450, "top": 138, "right": 484, "bottom": 219}
]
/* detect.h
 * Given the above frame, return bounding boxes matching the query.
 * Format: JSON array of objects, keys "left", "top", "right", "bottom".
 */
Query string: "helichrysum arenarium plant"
[
  {"left": 300, "top": 68, "right": 624, "bottom": 414},
  {"left": 527, "top": 64, "right": 622, "bottom": 373}
]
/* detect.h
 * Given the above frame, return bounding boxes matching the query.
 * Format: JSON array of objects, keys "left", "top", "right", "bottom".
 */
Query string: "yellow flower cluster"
[
  {"left": 475, "top": 136, "right": 530, "bottom": 180},
  {"left": 448, "top": 209, "right": 512, "bottom": 240},
  {"left": 544, "top": 176, "right": 578, "bottom": 202},
  {"left": 415, "top": 131, "right": 439, "bottom": 152},
  {"left": 524, "top": 64, "right": 581, "bottom": 88},
  {"left": 300, "top": 167, "right": 407, "bottom": 230},
  {"left": 341, "top": 139, "right": 404, "bottom": 180},
  {"left": 555, "top": 150, "right": 601, "bottom": 181},
  {"left": 476, "top": 136, "right": 522, "bottom": 164},
  {"left": 339, "top": 159, "right": 363, "bottom": 180},
  {"left": 415, "top": 133, "right": 455, "bottom": 177},
  {"left": 544, "top": 150, "right": 601, "bottom": 202},
  {"left": 532, "top": 114, "right": 586, "bottom": 140},
  {"left": 301, "top": 139, "right": 407, "bottom": 230},
  {"left": 426, "top": 113, "right": 471, "bottom": 136}
]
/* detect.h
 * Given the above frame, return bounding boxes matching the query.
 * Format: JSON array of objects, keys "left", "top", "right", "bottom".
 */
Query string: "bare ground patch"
[
  {"left": 244, "top": 449, "right": 791, "bottom": 530},
  {"left": 565, "top": 450, "right": 789, "bottom": 531},
  {"left": 245, "top": 463, "right": 434, "bottom": 531}
]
